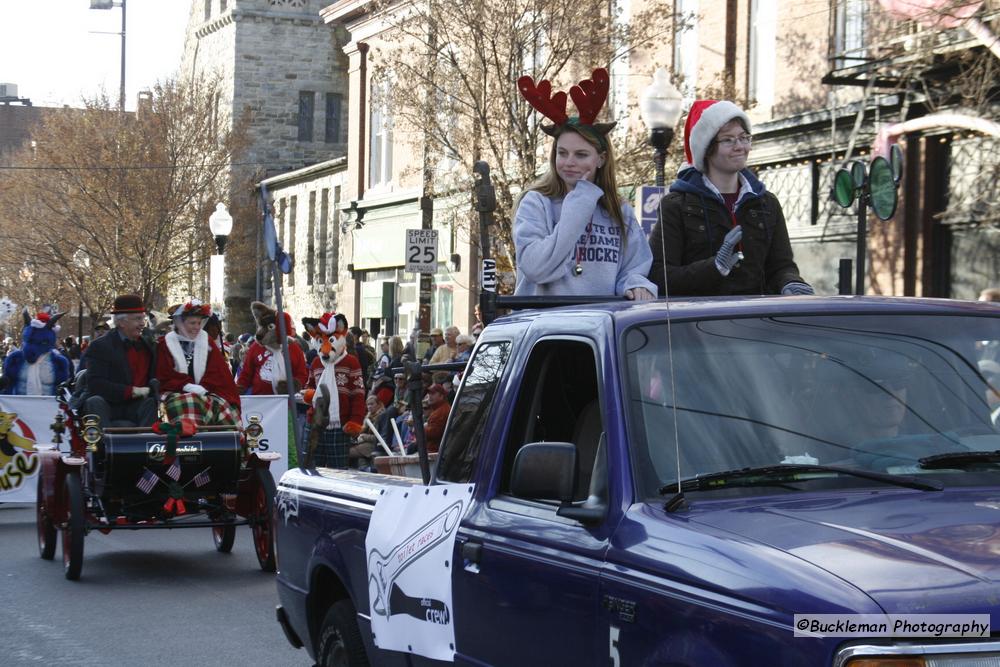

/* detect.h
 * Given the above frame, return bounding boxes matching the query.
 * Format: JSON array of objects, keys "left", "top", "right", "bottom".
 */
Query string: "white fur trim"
[
  {"left": 29, "top": 319, "right": 46, "bottom": 328},
  {"left": 318, "top": 319, "right": 336, "bottom": 335},
  {"left": 688, "top": 101, "right": 751, "bottom": 173},
  {"left": 164, "top": 330, "right": 209, "bottom": 383}
]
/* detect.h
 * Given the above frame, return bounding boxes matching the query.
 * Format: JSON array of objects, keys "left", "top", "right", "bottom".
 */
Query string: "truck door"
[{"left": 448, "top": 336, "right": 614, "bottom": 666}]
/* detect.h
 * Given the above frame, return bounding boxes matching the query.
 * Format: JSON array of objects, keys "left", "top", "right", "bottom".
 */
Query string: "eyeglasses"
[{"left": 714, "top": 134, "right": 753, "bottom": 148}]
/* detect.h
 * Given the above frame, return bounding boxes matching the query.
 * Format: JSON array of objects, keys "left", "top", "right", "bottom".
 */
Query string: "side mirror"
[{"left": 510, "top": 442, "right": 577, "bottom": 503}]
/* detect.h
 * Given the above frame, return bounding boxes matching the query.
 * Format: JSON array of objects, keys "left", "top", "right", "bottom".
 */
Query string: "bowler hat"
[{"left": 111, "top": 294, "right": 146, "bottom": 314}]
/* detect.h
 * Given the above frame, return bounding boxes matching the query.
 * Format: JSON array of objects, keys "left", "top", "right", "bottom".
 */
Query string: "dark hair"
[{"left": 704, "top": 117, "right": 751, "bottom": 166}]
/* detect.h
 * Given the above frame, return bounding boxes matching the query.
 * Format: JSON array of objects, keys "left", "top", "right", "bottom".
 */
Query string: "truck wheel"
[
  {"left": 317, "top": 599, "right": 369, "bottom": 667},
  {"left": 62, "top": 473, "right": 85, "bottom": 581},
  {"left": 251, "top": 468, "right": 276, "bottom": 572},
  {"left": 37, "top": 476, "right": 56, "bottom": 560},
  {"left": 212, "top": 523, "right": 236, "bottom": 553}
]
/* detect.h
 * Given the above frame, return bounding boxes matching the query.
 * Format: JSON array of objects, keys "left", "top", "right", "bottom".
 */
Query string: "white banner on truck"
[
  {"left": 0, "top": 395, "right": 289, "bottom": 503},
  {"left": 365, "top": 483, "right": 473, "bottom": 662}
]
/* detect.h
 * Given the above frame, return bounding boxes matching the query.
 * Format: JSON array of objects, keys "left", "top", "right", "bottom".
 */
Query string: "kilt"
[
  {"left": 161, "top": 391, "right": 241, "bottom": 427},
  {"left": 303, "top": 423, "right": 350, "bottom": 469}
]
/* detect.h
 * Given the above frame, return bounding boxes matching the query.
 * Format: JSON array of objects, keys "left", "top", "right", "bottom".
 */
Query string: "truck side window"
[
  {"left": 501, "top": 340, "right": 602, "bottom": 501},
  {"left": 436, "top": 340, "right": 513, "bottom": 484}
]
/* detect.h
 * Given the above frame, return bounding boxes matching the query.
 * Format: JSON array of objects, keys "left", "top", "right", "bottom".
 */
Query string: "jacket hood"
[{"left": 669, "top": 167, "right": 767, "bottom": 203}]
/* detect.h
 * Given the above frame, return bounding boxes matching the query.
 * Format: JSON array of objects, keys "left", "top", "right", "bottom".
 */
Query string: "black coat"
[
  {"left": 649, "top": 169, "right": 806, "bottom": 296},
  {"left": 83, "top": 330, "right": 158, "bottom": 404}
]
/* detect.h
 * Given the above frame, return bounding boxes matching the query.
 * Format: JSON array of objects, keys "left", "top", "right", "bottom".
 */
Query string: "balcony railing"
[{"left": 826, "top": 0, "right": 997, "bottom": 86}]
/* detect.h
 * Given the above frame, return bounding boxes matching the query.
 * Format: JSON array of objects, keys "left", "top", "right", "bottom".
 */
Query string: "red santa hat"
[
  {"left": 683, "top": 100, "right": 752, "bottom": 173},
  {"left": 317, "top": 312, "right": 337, "bottom": 335}
]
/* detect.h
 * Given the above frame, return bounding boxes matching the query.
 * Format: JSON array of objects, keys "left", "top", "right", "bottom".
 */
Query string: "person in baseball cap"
[
  {"left": 423, "top": 383, "right": 451, "bottom": 453},
  {"left": 648, "top": 99, "right": 812, "bottom": 298}
]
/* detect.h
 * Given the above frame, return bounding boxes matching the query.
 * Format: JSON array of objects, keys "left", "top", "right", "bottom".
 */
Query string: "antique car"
[{"left": 34, "top": 377, "right": 279, "bottom": 580}]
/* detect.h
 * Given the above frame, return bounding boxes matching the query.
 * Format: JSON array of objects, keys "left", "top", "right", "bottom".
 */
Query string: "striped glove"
[
  {"left": 715, "top": 226, "right": 743, "bottom": 276},
  {"left": 781, "top": 281, "right": 815, "bottom": 296}
]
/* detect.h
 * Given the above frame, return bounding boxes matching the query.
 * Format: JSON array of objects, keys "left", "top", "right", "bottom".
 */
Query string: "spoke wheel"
[
  {"left": 212, "top": 522, "right": 236, "bottom": 553},
  {"left": 251, "top": 467, "right": 276, "bottom": 572},
  {"left": 36, "top": 476, "right": 56, "bottom": 560},
  {"left": 317, "top": 600, "right": 369, "bottom": 667},
  {"left": 62, "top": 473, "right": 85, "bottom": 581}
]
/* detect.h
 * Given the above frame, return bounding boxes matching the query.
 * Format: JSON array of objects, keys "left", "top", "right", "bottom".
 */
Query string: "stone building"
[{"left": 178, "top": 0, "right": 350, "bottom": 332}]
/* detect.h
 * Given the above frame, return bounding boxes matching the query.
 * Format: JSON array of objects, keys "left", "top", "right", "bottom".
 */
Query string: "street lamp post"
[
  {"left": 639, "top": 68, "right": 684, "bottom": 187},
  {"left": 89, "top": 0, "right": 127, "bottom": 113},
  {"left": 209, "top": 203, "right": 233, "bottom": 317}
]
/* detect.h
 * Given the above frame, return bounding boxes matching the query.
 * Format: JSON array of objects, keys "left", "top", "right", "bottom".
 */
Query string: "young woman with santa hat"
[
  {"left": 648, "top": 100, "right": 812, "bottom": 296},
  {"left": 155, "top": 299, "right": 241, "bottom": 426},
  {"left": 513, "top": 68, "right": 657, "bottom": 300}
]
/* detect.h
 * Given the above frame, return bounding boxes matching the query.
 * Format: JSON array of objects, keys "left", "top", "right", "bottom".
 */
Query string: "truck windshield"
[{"left": 623, "top": 314, "right": 1000, "bottom": 498}]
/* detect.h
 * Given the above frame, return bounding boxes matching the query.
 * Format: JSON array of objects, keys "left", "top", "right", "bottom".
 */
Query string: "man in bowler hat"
[{"left": 81, "top": 294, "right": 159, "bottom": 426}]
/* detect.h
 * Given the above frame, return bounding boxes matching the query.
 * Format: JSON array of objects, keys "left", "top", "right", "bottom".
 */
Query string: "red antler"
[
  {"left": 517, "top": 75, "right": 568, "bottom": 125},
  {"left": 569, "top": 68, "right": 610, "bottom": 126}
]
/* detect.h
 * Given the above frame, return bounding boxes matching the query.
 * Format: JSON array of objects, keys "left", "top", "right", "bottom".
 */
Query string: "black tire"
[
  {"left": 212, "top": 522, "right": 236, "bottom": 553},
  {"left": 317, "top": 599, "right": 369, "bottom": 667},
  {"left": 251, "top": 467, "right": 276, "bottom": 572},
  {"left": 62, "top": 473, "right": 85, "bottom": 580},
  {"left": 37, "top": 475, "right": 57, "bottom": 560}
]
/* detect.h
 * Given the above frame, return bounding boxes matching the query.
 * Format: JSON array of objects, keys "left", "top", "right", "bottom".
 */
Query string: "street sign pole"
[{"left": 419, "top": 196, "right": 434, "bottom": 335}]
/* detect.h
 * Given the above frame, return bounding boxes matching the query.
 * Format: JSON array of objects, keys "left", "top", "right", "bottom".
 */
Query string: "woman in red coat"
[{"left": 156, "top": 300, "right": 241, "bottom": 426}]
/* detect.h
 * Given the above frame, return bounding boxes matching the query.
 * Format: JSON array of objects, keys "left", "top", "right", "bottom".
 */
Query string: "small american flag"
[
  {"left": 136, "top": 469, "right": 158, "bottom": 494},
  {"left": 192, "top": 469, "right": 210, "bottom": 488},
  {"left": 166, "top": 458, "right": 181, "bottom": 481}
]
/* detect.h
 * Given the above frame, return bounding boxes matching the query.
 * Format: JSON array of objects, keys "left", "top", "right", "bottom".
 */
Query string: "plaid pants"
[
  {"left": 303, "top": 423, "right": 350, "bottom": 469},
  {"left": 161, "top": 391, "right": 241, "bottom": 427}
]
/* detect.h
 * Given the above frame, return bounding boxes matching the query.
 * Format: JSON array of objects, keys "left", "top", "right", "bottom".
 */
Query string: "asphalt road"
[{"left": 0, "top": 503, "right": 307, "bottom": 667}]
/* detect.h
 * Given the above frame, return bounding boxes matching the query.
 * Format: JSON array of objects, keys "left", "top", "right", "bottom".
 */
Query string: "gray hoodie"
[{"left": 514, "top": 180, "right": 657, "bottom": 297}]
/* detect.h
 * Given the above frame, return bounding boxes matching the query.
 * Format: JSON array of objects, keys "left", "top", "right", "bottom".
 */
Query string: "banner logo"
[{"left": 0, "top": 411, "right": 39, "bottom": 492}]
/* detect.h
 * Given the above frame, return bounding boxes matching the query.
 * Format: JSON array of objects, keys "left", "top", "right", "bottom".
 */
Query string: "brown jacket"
[
  {"left": 649, "top": 175, "right": 805, "bottom": 296},
  {"left": 424, "top": 401, "right": 451, "bottom": 454}
]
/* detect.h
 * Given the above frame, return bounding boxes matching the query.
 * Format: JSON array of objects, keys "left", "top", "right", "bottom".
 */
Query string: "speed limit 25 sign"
[{"left": 405, "top": 229, "right": 439, "bottom": 273}]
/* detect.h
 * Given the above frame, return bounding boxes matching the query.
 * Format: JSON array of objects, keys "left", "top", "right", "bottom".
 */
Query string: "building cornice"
[
  {"left": 259, "top": 156, "right": 348, "bottom": 188},
  {"left": 321, "top": 0, "right": 372, "bottom": 24}
]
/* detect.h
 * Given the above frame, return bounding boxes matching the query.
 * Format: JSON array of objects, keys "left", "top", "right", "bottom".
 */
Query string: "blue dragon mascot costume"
[{"left": 1, "top": 307, "right": 71, "bottom": 395}]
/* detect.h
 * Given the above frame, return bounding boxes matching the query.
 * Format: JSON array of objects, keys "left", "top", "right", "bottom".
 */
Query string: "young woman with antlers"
[{"left": 513, "top": 68, "right": 657, "bottom": 300}]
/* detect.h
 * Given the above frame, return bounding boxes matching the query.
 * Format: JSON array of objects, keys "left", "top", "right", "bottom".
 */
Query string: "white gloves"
[
  {"left": 183, "top": 383, "right": 208, "bottom": 396},
  {"left": 132, "top": 386, "right": 150, "bottom": 399},
  {"left": 781, "top": 281, "right": 815, "bottom": 296},
  {"left": 715, "top": 226, "right": 744, "bottom": 276}
]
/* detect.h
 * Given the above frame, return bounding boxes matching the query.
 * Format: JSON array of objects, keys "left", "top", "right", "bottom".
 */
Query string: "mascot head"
[{"left": 20, "top": 307, "right": 64, "bottom": 364}]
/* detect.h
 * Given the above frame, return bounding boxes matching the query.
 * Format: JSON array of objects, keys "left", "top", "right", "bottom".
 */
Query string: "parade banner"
[
  {"left": 240, "top": 395, "right": 289, "bottom": 479},
  {"left": 365, "top": 483, "right": 474, "bottom": 662},
  {"left": 0, "top": 396, "right": 63, "bottom": 502},
  {"left": 0, "top": 395, "right": 289, "bottom": 503}
]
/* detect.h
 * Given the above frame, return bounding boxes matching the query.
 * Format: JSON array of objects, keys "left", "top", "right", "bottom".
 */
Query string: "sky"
[{"left": 0, "top": 0, "right": 192, "bottom": 111}]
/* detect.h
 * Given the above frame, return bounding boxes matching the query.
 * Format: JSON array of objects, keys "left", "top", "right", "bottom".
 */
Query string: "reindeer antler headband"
[{"left": 517, "top": 68, "right": 617, "bottom": 148}]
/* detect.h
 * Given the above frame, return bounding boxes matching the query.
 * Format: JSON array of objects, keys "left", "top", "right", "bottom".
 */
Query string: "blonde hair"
[
  {"left": 520, "top": 126, "right": 626, "bottom": 237},
  {"left": 389, "top": 335, "right": 404, "bottom": 358}
]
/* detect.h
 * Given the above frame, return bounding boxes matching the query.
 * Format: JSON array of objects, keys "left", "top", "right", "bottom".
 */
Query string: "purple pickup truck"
[{"left": 274, "top": 296, "right": 1000, "bottom": 666}]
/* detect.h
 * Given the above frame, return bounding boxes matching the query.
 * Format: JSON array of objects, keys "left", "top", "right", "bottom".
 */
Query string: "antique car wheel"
[
  {"left": 317, "top": 600, "right": 369, "bottom": 667},
  {"left": 37, "top": 476, "right": 57, "bottom": 560},
  {"left": 62, "top": 473, "right": 85, "bottom": 580},
  {"left": 212, "top": 522, "right": 236, "bottom": 553},
  {"left": 251, "top": 468, "right": 276, "bottom": 572}
]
